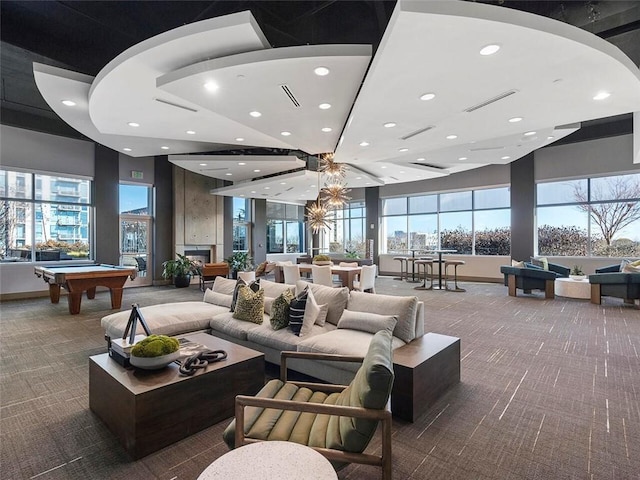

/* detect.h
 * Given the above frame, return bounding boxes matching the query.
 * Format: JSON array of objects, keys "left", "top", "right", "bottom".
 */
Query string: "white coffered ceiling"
[{"left": 33, "top": 0, "right": 640, "bottom": 202}]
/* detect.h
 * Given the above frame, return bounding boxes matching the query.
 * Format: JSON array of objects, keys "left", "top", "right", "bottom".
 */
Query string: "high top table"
[{"left": 425, "top": 249, "right": 457, "bottom": 289}]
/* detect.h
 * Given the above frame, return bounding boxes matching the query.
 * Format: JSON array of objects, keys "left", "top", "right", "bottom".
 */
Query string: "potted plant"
[
  {"left": 312, "top": 254, "right": 332, "bottom": 265},
  {"left": 162, "top": 253, "right": 198, "bottom": 288},
  {"left": 225, "top": 251, "right": 253, "bottom": 279},
  {"left": 570, "top": 265, "right": 586, "bottom": 281}
]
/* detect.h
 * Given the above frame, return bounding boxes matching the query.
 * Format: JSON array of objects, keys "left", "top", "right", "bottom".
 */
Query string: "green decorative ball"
[{"left": 131, "top": 335, "right": 180, "bottom": 358}]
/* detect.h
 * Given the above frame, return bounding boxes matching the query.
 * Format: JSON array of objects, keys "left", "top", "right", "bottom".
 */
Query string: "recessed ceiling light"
[
  {"left": 593, "top": 91, "right": 610, "bottom": 101},
  {"left": 399, "top": 148, "right": 409, "bottom": 152},
  {"left": 399, "top": 171, "right": 405, "bottom": 174},
  {"left": 186, "top": 130, "right": 196, "bottom": 135},
  {"left": 420, "top": 93, "right": 435, "bottom": 101},
  {"left": 281, "top": 131, "right": 291, "bottom": 136},
  {"left": 501, "top": 156, "right": 511, "bottom": 160},
  {"left": 61, "top": 100, "right": 76, "bottom": 107},
  {"left": 381, "top": 166, "right": 387, "bottom": 169},
  {"left": 384, "top": 122, "right": 397, "bottom": 128},
  {"left": 204, "top": 81, "right": 219, "bottom": 92},
  {"left": 253, "top": 169, "right": 261, "bottom": 173},
  {"left": 235, "top": 137, "right": 244, "bottom": 141},
  {"left": 547, "top": 136, "right": 554, "bottom": 140},
  {"left": 524, "top": 131, "right": 536, "bottom": 136},
  {"left": 225, "top": 173, "right": 233, "bottom": 176},
  {"left": 321, "top": 127, "right": 332, "bottom": 132},
  {"left": 446, "top": 134, "right": 458, "bottom": 140},
  {"left": 508, "top": 117, "right": 523, "bottom": 123},
  {"left": 314, "top": 66, "right": 330, "bottom": 76},
  {"left": 200, "top": 163, "right": 207, "bottom": 166},
  {"left": 161, "top": 146, "right": 169, "bottom": 150},
  {"left": 249, "top": 111, "right": 262, "bottom": 117},
  {"left": 319, "top": 103, "right": 331, "bottom": 110},
  {"left": 458, "top": 157, "right": 468, "bottom": 161},
  {"left": 264, "top": 187, "right": 270, "bottom": 190},
  {"left": 480, "top": 44, "right": 500, "bottom": 56},
  {"left": 240, "top": 194, "right": 245, "bottom": 197},
  {"left": 356, "top": 177, "right": 362, "bottom": 180},
  {"left": 280, "top": 182, "right": 287, "bottom": 185},
  {"left": 416, "top": 158, "right": 425, "bottom": 162},
  {"left": 365, "top": 182, "right": 371, "bottom": 185},
  {"left": 360, "top": 141, "right": 370, "bottom": 147},
  {"left": 251, "top": 190, "right": 256, "bottom": 194},
  {"left": 123, "top": 148, "right": 132, "bottom": 152},
  {"left": 238, "top": 162, "right": 246, "bottom": 166},
  {"left": 311, "top": 185, "right": 317, "bottom": 188},
  {"left": 127, "top": 122, "right": 140, "bottom": 127}
]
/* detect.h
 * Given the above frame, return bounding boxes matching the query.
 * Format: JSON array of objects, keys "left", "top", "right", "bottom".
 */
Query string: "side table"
[
  {"left": 555, "top": 277, "right": 590, "bottom": 299},
  {"left": 198, "top": 441, "right": 337, "bottom": 479}
]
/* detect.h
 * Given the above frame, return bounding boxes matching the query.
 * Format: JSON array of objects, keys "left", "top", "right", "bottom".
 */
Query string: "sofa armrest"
[
  {"left": 280, "top": 350, "right": 364, "bottom": 385},
  {"left": 548, "top": 263, "right": 570, "bottom": 277},
  {"left": 589, "top": 272, "right": 630, "bottom": 284},
  {"left": 595, "top": 264, "right": 620, "bottom": 274}
]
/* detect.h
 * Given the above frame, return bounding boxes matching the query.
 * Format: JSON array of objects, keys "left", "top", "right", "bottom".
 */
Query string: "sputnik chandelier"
[{"left": 305, "top": 152, "right": 350, "bottom": 232}]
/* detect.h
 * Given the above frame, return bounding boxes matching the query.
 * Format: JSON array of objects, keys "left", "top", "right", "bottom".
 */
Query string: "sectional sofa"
[{"left": 101, "top": 277, "right": 424, "bottom": 385}]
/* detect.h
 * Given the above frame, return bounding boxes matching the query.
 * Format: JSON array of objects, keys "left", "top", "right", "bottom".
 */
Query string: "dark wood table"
[
  {"left": 89, "top": 333, "right": 265, "bottom": 459},
  {"left": 274, "top": 264, "right": 362, "bottom": 290},
  {"left": 34, "top": 263, "right": 137, "bottom": 314}
]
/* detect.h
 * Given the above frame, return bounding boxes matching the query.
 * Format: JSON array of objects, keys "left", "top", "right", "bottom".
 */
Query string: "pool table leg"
[
  {"left": 86, "top": 287, "right": 97, "bottom": 299},
  {"left": 67, "top": 292, "right": 83, "bottom": 315},
  {"left": 48, "top": 284, "right": 61, "bottom": 304},
  {"left": 110, "top": 287, "right": 124, "bottom": 310}
]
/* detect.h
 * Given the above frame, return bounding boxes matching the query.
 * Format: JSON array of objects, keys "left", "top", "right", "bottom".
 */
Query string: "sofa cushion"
[
  {"left": 269, "top": 288, "right": 295, "bottom": 330},
  {"left": 246, "top": 322, "right": 327, "bottom": 352},
  {"left": 337, "top": 309, "right": 397, "bottom": 335},
  {"left": 295, "top": 280, "right": 348, "bottom": 325},
  {"left": 260, "top": 279, "right": 297, "bottom": 298},
  {"left": 301, "top": 289, "right": 329, "bottom": 336},
  {"left": 288, "top": 287, "right": 308, "bottom": 335},
  {"left": 231, "top": 278, "right": 261, "bottom": 312},
  {"left": 297, "top": 328, "right": 405, "bottom": 358},
  {"left": 232, "top": 285, "right": 264, "bottom": 324},
  {"left": 101, "top": 302, "right": 224, "bottom": 338},
  {"left": 213, "top": 276, "right": 237, "bottom": 296},
  {"left": 210, "top": 311, "right": 264, "bottom": 340},
  {"left": 203, "top": 289, "right": 232, "bottom": 308},
  {"left": 347, "top": 291, "right": 418, "bottom": 343}
]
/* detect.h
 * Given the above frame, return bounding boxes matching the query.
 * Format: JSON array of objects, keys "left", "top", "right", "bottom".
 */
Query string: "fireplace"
[{"left": 179, "top": 245, "right": 216, "bottom": 266}]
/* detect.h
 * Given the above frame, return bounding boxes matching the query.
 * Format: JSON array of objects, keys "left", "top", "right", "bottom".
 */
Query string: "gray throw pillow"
[{"left": 337, "top": 309, "right": 397, "bottom": 335}]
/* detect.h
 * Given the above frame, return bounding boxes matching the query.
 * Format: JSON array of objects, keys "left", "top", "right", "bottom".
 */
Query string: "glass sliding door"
[{"left": 119, "top": 184, "right": 153, "bottom": 286}]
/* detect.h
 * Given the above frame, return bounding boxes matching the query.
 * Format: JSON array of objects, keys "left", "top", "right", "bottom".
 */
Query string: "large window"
[
  {"left": 536, "top": 173, "right": 640, "bottom": 257},
  {"left": 322, "top": 201, "right": 366, "bottom": 255},
  {"left": 1, "top": 169, "right": 92, "bottom": 261},
  {"left": 380, "top": 186, "right": 510, "bottom": 255},
  {"left": 233, "top": 197, "right": 250, "bottom": 251},
  {"left": 267, "top": 201, "right": 304, "bottom": 253}
]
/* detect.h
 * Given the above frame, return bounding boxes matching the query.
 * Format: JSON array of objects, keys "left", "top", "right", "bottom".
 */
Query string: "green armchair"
[
  {"left": 589, "top": 264, "right": 640, "bottom": 308},
  {"left": 500, "top": 262, "right": 570, "bottom": 299},
  {"left": 223, "top": 329, "right": 394, "bottom": 480}
]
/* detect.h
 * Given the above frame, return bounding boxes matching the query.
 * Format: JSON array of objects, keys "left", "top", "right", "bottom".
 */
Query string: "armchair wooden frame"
[{"left": 233, "top": 350, "right": 393, "bottom": 480}]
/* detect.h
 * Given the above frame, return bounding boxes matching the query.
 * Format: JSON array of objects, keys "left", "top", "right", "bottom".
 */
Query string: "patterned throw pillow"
[
  {"left": 530, "top": 257, "right": 548, "bottom": 270},
  {"left": 232, "top": 285, "right": 264, "bottom": 324},
  {"left": 270, "top": 288, "right": 295, "bottom": 330},
  {"left": 255, "top": 261, "right": 268, "bottom": 277},
  {"left": 288, "top": 287, "right": 308, "bottom": 336},
  {"left": 230, "top": 278, "right": 260, "bottom": 312}
]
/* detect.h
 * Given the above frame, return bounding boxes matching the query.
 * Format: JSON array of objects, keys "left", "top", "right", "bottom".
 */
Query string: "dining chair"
[
  {"left": 311, "top": 264, "right": 334, "bottom": 287},
  {"left": 353, "top": 264, "right": 377, "bottom": 293},
  {"left": 237, "top": 271, "right": 256, "bottom": 283},
  {"left": 282, "top": 264, "right": 301, "bottom": 285}
]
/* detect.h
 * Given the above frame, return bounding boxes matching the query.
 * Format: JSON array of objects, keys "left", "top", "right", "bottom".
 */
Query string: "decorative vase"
[{"left": 129, "top": 351, "right": 180, "bottom": 370}]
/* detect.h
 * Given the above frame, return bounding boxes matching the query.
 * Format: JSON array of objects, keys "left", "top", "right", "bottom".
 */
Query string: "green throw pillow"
[
  {"left": 232, "top": 285, "right": 264, "bottom": 324},
  {"left": 269, "top": 288, "right": 295, "bottom": 330},
  {"left": 230, "top": 277, "right": 260, "bottom": 312}
]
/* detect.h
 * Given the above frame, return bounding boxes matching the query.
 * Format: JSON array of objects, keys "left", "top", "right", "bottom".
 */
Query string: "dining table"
[{"left": 274, "top": 263, "right": 362, "bottom": 290}]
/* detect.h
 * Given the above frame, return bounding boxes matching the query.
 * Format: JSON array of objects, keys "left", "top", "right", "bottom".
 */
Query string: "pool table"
[{"left": 34, "top": 264, "right": 137, "bottom": 315}]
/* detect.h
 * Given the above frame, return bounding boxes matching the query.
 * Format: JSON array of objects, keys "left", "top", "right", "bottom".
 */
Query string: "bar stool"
[
  {"left": 414, "top": 258, "right": 434, "bottom": 290},
  {"left": 392, "top": 256, "right": 408, "bottom": 281},
  {"left": 405, "top": 257, "right": 419, "bottom": 283},
  {"left": 444, "top": 260, "right": 466, "bottom": 292}
]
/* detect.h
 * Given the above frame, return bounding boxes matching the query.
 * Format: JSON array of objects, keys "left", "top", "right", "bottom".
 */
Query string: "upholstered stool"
[
  {"left": 414, "top": 258, "right": 434, "bottom": 290},
  {"left": 393, "top": 256, "right": 408, "bottom": 281},
  {"left": 444, "top": 260, "right": 466, "bottom": 292}
]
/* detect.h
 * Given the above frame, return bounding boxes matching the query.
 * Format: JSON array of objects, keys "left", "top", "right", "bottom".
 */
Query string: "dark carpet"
[{"left": 1, "top": 278, "right": 639, "bottom": 479}]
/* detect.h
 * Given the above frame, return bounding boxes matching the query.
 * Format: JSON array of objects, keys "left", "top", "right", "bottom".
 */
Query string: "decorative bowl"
[
  {"left": 569, "top": 275, "right": 587, "bottom": 281},
  {"left": 129, "top": 351, "right": 180, "bottom": 370},
  {"left": 312, "top": 260, "right": 332, "bottom": 266}
]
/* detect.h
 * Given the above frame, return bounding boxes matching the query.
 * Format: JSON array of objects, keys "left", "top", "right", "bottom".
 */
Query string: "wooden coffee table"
[{"left": 89, "top": 333, "right": 265, "bottom": 459}]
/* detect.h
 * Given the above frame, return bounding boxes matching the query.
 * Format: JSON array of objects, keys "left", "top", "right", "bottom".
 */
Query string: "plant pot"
[
  {"left": 174, "top": 274, "right": 192, "bottom": 288},
  {"left": 569, "top": 275, "right": 586, "bottom": 281}
]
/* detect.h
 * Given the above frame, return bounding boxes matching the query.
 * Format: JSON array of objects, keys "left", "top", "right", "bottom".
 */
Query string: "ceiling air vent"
[
  {"left": 464, "top": 89, "right": 518, "bottom": 113},
  {"left": 410, "top": 163, "right": 450, "bottom": 175},
  {"left": 280, "top": 85, "right": 301, "bottom": 108},
  {"left": 401, "top": 125, "right": 435, "bottom": 141},
  {"left": 154, "top": 98, "right": 198, "bottom": 113},
  {"left": 469, "top": 146, "right": 505, "bottom": 152}
]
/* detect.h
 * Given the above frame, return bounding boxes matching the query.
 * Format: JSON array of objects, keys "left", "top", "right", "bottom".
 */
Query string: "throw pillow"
[
  {"left": 337, "top": 309, "right": 398, "bottom": 335},
  {"left": 530, "top": 257, "right": 549, "bottom": 270},
  {"left": 270, "top": 288, "right": 295, "bottom": 330},
  {"left": 264, "top": 296, "right": 275, "bottom": 315},
  {"left": 230, "top": 278, "right": 260, "bottom": 312},
  {"left": 511, "top": 259, "right": 525, "bottom": 268},
  {"left": 621, "top": 259, "right": 640, "bottom": 273},
  {"left": 232, "top": 285, "right": 264, "bottom": 324},
  {"left": 300, "top": 289, "right": 329, "bottom": 336},
  {"left": 203, "top": 289, "right": 232, "bottom": 308},
  {"left": 212, "top": 276, "right": 237, "bottom": 296},
  {"left": 288, "top": 287, "right": 309, "bottom": 336}
]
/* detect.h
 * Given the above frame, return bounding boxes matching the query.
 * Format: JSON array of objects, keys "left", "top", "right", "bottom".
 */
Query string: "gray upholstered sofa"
[{"left": 101, "top": 277, "right": 424, "bottom": 384}]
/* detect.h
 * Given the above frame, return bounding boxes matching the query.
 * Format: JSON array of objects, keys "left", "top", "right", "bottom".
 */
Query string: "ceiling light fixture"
[
  {"left": 314, "top": 66, "right": 330, "bottom": 76},
  {"left": 501, "top": 156, "right": 511, "bottom": 160},
  {"left": 399, "top": 148, "right": 409, "bottom": 152},
  {"left": 446, "top": 134, "right": 458, "bottom": 140},
  {"left": 281, "top": 131, "right": 291, "bottom": 136},
  {"left": 249, "top": 111, "right": 262, "bottom": 117},
  {"left": 547, "top": 136, "right": 555, "bottom": 140},
  {"left": 524, "top": 131, "right": 536, "bottom": 136},
  {"left": 384, "top": 122, "right": 397, "bottom": 128},
  {"left": 319, "top": 103, "right": 331, "bottom": 110},
  {"left": 360, "top": 141, "right": 370, "bottom": 147},
  {"left": 61, "top": 100, "right": 76, "bottom": 107},
  {"left": 238, "top": 162, "right": 246, "bottom": 166},
  {"left": 235, "top": 137, "right": 244, "bottom": 141},
  {"left": 420, "top": 93, "right": 435, "bottom": 101},
  {"left": 253, "top": 169, "right": 261, "bottom": 173},
  {"left": 123, "top": 148, "right": 132, "bottom": 152},
  {"left": 251, "top": 190, "right": 256, "bottom": 194},
  {"left": 186, "top": 130, "right": 196, "bottom": 135},
  {"left": 321, "top": 127, "right": 332, "bottom": 132},
  {"left": 225, "top": 173, "right": 232, "bottom": 176},
  {"left": 161, "top": 146, "right": 169, "bottom": 150},
  {"left": 458, "top": 156, "right": 468, "bottom": 161},
  {"left": 280, "top": 182, "right": 286, "bottom": 185},
  {"left": 417, "top": 157, "right": 425, "bottom": 161},
  {"left": 306, "top": 201, "right": 333, "bottom": 233},
  {"left": 264, "top": 187, "right": 270, "bottom": 190},
  {"left": 321, "top": 183, "right": 351, "bottom": 209},
  {"left": 204, "top": 81, "right": 219, "bottom": 92},
  {"left": 480, "top": 44, "right": 500, "bottom": 55},
  {"left": 200, "top": 163, "right": 207, "bottom": 166},
  {"left": 128, "top": 122, "right": 140, "bottom": 127},
  {"left": 593, "top": 91, "right": 610, "bottom": 100},
  {"left": 320, "top": 152, "right": 346, "bottom": 178},
  {"left": 381, "top": 166, "right": 387, "bottom": 169},
  {"left": 508, "top": 117, "right": 523, "bottom": 123}
]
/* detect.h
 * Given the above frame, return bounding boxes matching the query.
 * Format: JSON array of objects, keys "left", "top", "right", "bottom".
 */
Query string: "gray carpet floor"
[{"left": 1, "top": 277, "right": 639, "bottom": 479}]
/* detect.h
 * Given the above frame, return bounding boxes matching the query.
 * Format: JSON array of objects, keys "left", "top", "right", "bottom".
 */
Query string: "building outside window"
[
  {"left": 321, "top": 201, "right": 366, "bottom": 255},
  {"left": 266, "top": 201, "right": 304, "bottom": 253},
  {"left": 233, "top": 197, "right": 250, "bottom": 251},
  {"left": 1, "top": 169, "right": 92, "bottom": 261},
  {"left": 536, "top": 172, "right": 640, "bottom": 257},
  {"left": 380, "top": 186, "right": 510, "bottom": 255}
]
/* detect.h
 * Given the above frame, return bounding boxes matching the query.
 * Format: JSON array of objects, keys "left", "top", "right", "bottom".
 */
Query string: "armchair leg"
[
  {"left": 544, "top": 280, "right": 555, "bottom": 299},
  {"left": 381, "top": 411, "right": 393, "bottom": 480},
  {"left": 590, "top": 284, "right": 601, "bottom": 305},
  {"left": 507, "top": 275, "right": 517, "bottom": 297}
]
